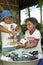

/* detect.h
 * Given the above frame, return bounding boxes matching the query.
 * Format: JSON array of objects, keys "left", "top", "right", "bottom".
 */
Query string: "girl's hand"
[
  {"left": 24, "top": 41, "right": 29, "bottom": 49},
  {"left": 10, "top": 29, "right": 17, "bottom": 36},
  {"left": 8, "top": 35, "right": 14, "bottom": 39},
  {"left": 15, "top": 26, "right": 22, "bottom": 35},
  {"left": 17, "top": 42, "right": 25, "bottom": 47},
  {"left": 9, "top": 26, "right": 22, "bottom": 37},
  {"left": 25, "top": 45, "right": 29, "bottom": 49}
]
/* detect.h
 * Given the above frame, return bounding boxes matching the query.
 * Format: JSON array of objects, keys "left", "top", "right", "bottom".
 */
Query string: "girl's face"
[
  {"left": 26, "top": 21, "right": 36, "bottom": 32},
  {"left": 4, "top": 16, "right": 12, "bottom": 24}
]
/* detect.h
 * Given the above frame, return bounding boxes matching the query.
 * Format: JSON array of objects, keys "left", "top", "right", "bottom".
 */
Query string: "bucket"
[{"left": 2, "top": 59, "right": 39, "bottom": 65}]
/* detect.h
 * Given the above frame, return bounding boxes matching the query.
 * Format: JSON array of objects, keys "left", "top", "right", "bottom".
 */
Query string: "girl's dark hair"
[
  {"left": 25, "top": 17, "right": 41, "bottom": 30},
  {"left": 25, "top": 17, "right": 38, "bottom": 25}
]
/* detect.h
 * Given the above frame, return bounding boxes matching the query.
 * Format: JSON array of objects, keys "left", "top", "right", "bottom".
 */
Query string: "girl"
[
  {"left": 0, "top": 10, "right": 21, "bottom": 55},
  {"left": 17, "top": 17, "right": 42, "bottom": 58}
]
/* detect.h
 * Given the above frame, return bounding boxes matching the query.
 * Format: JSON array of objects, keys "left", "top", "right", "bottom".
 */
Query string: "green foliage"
[
  {"left": 21, "top": 24, "right": 27, "bottom": 34},
  {"left": 0, "top": 41, "right": 2, "bottom": 53},
  {"left": 36, "top": 0, "right": 43, "bottom": 8}
]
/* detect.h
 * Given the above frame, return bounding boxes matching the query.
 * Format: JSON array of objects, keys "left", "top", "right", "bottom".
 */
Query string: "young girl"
[
  {"left": 0, "top": 10, "right": 21, "bottom": 55},
  {"left": 17, "top": 17, "right": 42, "bottom": 58}
]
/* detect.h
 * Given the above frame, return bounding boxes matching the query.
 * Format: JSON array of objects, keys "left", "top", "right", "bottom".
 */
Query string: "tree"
[
  {"left": 27, "top": 7, "right": 30, "bottom": 18},
  {"left": 36, "top": 0, "right": 43, "bottom": 24}
]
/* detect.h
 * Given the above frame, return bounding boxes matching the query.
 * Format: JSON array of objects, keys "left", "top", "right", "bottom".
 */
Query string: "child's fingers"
[{"left": 25, "top": 46, "right": 28, "bottom": 49}]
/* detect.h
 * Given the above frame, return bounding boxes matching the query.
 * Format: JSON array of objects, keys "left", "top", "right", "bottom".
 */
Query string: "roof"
[
  {"left": 0, "top": 0, "right": 19, "bottom": 11},
  {"left": 0, "top": 0, "right": 39, "bottom": 11},
  {"left": 19, "top": 0, "right": 39, "bottom": 10}
]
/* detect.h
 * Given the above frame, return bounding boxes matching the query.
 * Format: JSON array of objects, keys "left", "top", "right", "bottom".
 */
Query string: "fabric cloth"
[{"left": 37, "top": 59, "right": 43, "bottom": 65}]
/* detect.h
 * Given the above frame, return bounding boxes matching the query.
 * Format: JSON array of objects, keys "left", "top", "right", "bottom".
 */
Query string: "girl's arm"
[
  {"left": 17, "top": 42, "right": 25, "bottom": 47},
  {"left": 0, "top": 25, "right": 21, "bottom": 38},
  {"left": 0, "top": 25, "right": 11, "bottom": 33},
  {"left": 25, "top": 39, "right": 39, "bottom": 48}
]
